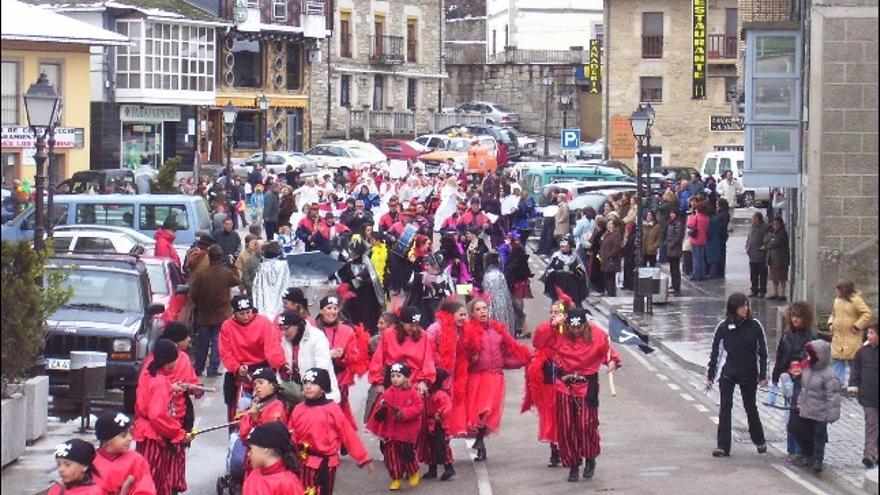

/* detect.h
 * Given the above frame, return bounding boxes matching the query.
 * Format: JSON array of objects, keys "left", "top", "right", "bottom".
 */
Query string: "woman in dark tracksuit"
[{"left": 706, "top": 292, "right": 769, "bottom": 457}]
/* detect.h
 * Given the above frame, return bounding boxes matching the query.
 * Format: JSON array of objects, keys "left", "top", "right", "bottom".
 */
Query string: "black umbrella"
[{"left": 286, "top": 251, "right": 345, "bottom": 279}]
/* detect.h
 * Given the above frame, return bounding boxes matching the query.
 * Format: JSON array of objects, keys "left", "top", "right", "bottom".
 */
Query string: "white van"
[{"left": 700, "top": 151, "right": 771, "bottom": 207}]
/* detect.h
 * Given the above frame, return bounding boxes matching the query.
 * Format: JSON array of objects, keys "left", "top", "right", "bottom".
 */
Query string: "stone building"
[
  {"left": 308, "top": 0, "right": 446, "bottom": 143},
  {"left": 604, "top": 0, "right": 743, "bottom": 170}
]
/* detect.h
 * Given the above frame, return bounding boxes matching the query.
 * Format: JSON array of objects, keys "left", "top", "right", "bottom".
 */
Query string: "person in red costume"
[
  {"left": 369, "top": 306, "right": 437, "bottom": 397},
  {"left": 378, "top": 196, "right": 402, "bottom": 233},
  {"left": 535, "top": 308, "right": 621, "bottom": 483},
  {"left": 313, "top": 295, "right": 368, "bottom": 429},
  {"left": 243, "top": 422, "right": 305, "bottom": 495},
  {"left": 138, "top": 323, "right": 203, "bottom": 440},
  {"left": 421, "top": 368, "right": 455, "bottom": 481},
  {"left": 219, "top": 295, "right": 288, "bottom": 422},
  {"left": 367, "top": 362, "right": 425, "bottom": 491},
  {"left": 521, "top": 293, "right": 573, "bottom": 468},
  {"left": 154, "top": 217, "right": 181, "bottom": 268},
  {"left": 48, "top": 439, "right": 105, "bottom": 495},
  {"left": 93, "top": 412, "right": 156, "bottom": 495},
  {"left": 287, "top": 368, "right": 373, "bottom": 495},
  {"left": 234, "top": 367, "right": 290, "bottom": 479},
  {"left": 458, "top": 299, "right": 532, "bottom": 461},
  {"left": 133, "top": 339, "right": 188, "bottom": 495},
  {"left": 456, "top": 198, "right": 491, "bottom": 233}
]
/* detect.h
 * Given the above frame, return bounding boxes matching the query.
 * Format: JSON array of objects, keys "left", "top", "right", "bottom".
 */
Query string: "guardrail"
[
  {"left": 348, "top": 110, "right": 415, "bottom": 139},
  {"left": 430, "top": 112, "right": 488, "bottom": 132},
  {"left": 488, "top": 48, "right": 587, "bottom": 65}
]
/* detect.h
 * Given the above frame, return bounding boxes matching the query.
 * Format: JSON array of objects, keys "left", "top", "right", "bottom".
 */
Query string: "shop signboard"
[
  {"left": 609, "top": 116, "right": 635, "bottom": 159},
  {"left": 587, "top": 39, "right": 602, "bottom": 94},
  {"left": 692, "top": 0, "right": 707, "bottom": 99},
  {"left": 1, "top": 127, "right": 83, "bottom": 148},
  {"left": 119, "top": 105, "right": 181, "bottom": 123}
]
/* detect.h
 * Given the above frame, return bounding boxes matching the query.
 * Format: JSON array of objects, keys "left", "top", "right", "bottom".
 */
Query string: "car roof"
[
  {"left": 46, "top": 193, "right": 203, "bottom": 204},
  {"left": 53, "top": 224, "right": 155, "bottom": 241},
  {"left": 48, "top": 252, "right": 146, "bottom": 273}
]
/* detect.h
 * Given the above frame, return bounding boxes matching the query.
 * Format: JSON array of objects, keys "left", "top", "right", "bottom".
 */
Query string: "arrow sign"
[{"left": 560, "top": 128, "right": 581, "bottom": 150}]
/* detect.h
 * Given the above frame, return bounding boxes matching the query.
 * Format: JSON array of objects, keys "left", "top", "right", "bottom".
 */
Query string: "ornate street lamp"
[
  {"left": 222, "top": 101, "right": 238, "bottom": 196},
  {"left": 258, "top": 94, "right": 269, "bottom": 175},
  {"left": 542, "top": 75, "right": 554, "bottom": 157},
  {"left": 630, "top": 103, "right": 654, "bottom": 314},
  {"left": 23, "top": 73, "right": 61, "bottom": 252}
]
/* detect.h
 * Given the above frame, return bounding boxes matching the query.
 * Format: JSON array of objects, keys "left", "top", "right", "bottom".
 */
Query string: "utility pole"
[{"left": 542, "top": 74, "right": 553, "bottom": 157}]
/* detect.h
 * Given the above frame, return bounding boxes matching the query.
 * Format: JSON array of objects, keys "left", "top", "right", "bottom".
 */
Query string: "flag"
[{"left": 608, "top": 311, "right": 654, "bottom": 354}]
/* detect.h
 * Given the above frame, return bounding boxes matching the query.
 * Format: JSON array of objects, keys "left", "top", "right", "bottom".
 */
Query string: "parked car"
[
  {"left": 414, "top": 134, "right": 452, "bottom": 152},
  {"left": 508, "top": 128, "right": 537, "bottom": 157},
  {"left": 50, "top": 224, "right": 156, "bottom": 255},
  {"left": 417, "top": 138, "right": 471, "bottom": 175},
  {"left": 234, "top": 151, "right": 318, "bottom": 177},
  {"left": 651, "top": 165, "right": 701, "bottom": 191},
  {"left": 448, "top": 101, "right": 521, "bottom": 128},
  {"left": 55, "top": 169, "right": 141, "bottom": 194},
  {"left": 142, "top": 256, "right": 188, "bottom": 327},
  {"left": 438, "top": 123, "right": 521, "bottom": 163},
  {"left": 304, "top": 141, "right": 386, "bottom": 172},
  {"left": 701, "top": 150, "right": 771, "bottom": 207},
  {"left": 520, "top": 162, "right": 636, "bottom": 202},
  {"left": 539, "top": 180, "right": 640, "bottom": 207},
  {"left": 567, "top": 187, "right": 638, "bottom": 214},
  {"left": 576, "top": 138, "right": 604, "bottom": 160},
  {"left": 374, "top": 139, "right": 429, "bottom": 161},
  {"left": 44, "top": 253, "right": 166, "bottom": 412}
]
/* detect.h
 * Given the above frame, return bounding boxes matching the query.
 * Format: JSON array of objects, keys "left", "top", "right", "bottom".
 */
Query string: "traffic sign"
[{"left": 561, "top": 128, "right": 581, "bottom": 150}]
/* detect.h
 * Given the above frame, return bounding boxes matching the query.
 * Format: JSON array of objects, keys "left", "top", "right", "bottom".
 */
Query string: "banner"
[
  {"left": 1, "top": 127, "right": 82, "bottom": 148},
  {"left": 587, "top": 39, "right": 602, "bottom": 94},
  {"left": 692, "top": 0, "right": 707, "bottom": 99},
  {"left": 608, "top": 312, "right": 655, "bottom": 354}
]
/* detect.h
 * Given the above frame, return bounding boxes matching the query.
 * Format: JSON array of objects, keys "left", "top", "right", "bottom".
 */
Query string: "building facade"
[
  {"left": 308, "top": 0, "right": 445, "bottom": 142},
  {"left": 1, "top": 0, "right": 127, "bottom": 184},
  {"left": 486, "top": 0, "right": 603, "bottom": 57},
  {"left": 604, "top": 0, "right": 743, "bottom": 170}
]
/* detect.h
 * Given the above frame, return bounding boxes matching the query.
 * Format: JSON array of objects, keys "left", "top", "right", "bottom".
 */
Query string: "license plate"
[{"left": 45, "top": 358, "right": 70, "bottom": 371}]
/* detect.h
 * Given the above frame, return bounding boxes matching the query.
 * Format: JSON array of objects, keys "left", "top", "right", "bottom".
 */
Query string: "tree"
[
  {"left": 150, "top": 155, "right": 182, "bottom": 194},
  {"left": 1, "top": 240, "right": 71, "bottom": 396}
]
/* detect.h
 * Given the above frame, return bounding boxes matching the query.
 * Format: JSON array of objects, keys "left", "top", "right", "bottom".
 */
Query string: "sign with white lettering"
[
  {"left": 119, "top": 105, "right": 181, "bottom": 122},
  {"left": 587, "top": 39, "right": 602, "bottom": 94},
  {"left": 1, "top": 127, "right": 83, "bottom": 148},
  {"left": 710, "top": 116, "right": 745, "bottom": 131},
  {"left": 692, "top": 0, "right": 707, "bottom": 99}
]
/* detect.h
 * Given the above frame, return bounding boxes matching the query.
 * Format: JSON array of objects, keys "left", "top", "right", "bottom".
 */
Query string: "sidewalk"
[{"left": 1, "top": 415, "right": 87, "bottom": 495}]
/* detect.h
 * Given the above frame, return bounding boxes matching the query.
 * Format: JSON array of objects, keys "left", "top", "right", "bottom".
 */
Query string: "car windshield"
[
  {"left": 447, "top": 140, "right": 470, "bottom": 152},
  {"left": 194, "top": 197, "right": 211, "bottom": 230},
  {"left": 145, "top": 263, "right": 169, "bottom": 295},
  {"left": 55, "top": 269, "right": 144, "bottom": 313}
]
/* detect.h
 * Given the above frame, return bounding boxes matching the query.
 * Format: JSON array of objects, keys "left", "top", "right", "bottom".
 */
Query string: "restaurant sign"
[
  {"left": 692, "top": 0, "right": 707, "bottom": 99},
  {"left": 710, "top": 116, "right": 745, "bottom": 131},
  {"left": 1, "top": 127, "right": 83, "bottom": 148}
]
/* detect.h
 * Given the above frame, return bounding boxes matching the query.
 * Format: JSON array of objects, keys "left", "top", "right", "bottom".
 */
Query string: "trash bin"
[
  {"left": 653, "top": 274, "right": 670, "bottom": 305},
  {"left": 69, "top": 351, "right": 107, "bottom": 400},
  {"left": 637, "top": 267, "right": 661, "bottom": 295}
]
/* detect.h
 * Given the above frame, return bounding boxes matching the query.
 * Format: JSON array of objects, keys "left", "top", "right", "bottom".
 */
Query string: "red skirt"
[
  {"left": 465, "top": 372, "right": 505, "bottom": 435},
  {"left": 301, "top": 465, "right": 337, "bottom": 495},
  {"left": 136, "top": 438, "right": 186, "bottom": 495}
]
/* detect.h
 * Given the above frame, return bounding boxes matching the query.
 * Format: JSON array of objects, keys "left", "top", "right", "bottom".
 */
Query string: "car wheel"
[
  {"left": 123, "top": 385, "right": 136, "bottom": 414},
  {"left": 742, "top": 191, "right": 756, "bottom": 208}
]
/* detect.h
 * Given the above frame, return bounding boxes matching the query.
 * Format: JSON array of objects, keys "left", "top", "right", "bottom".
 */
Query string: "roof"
[
  {"left": 19, "top": 0, "right": 227, "bottom": 24},
  {"left": 1, "top": 0, "right": 130, "bottom": 46}
]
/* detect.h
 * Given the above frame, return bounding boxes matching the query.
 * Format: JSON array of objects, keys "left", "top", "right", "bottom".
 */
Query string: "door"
[{"left": 286, "top": 109, "right": 303, "bottom": 152}]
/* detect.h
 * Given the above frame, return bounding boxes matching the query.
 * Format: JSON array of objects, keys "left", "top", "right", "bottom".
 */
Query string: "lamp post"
[
  {"left": 630, "top": 102, "right": 654, "bottom": 314},
  {"left": 258, "top": 94, "right": 269, "bottom": 175},
  {"left": 222, "top": 101, "right": 238, "bottom": 199},
  {"left": 23, "top": 73, "right": 61, "bottom": 253},
  {"left": 542, "top": 75, "right": 553, "bottom": 158},
  {"left": 46, "top": 104, "right": 61, "bottom": 238}
]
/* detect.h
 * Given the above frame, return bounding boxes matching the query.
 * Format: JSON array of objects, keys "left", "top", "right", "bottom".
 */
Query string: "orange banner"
[{"left": 609, "top": 116, "right": 636, "bottom": 159}]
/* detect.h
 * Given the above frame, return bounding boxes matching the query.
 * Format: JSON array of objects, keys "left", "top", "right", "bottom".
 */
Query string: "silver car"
[
  {"left": 235, "top": 151, "right": 318, "bottom": 177},
  {"left": 452, "top": 101, "right": 520, "bottom": 127}
]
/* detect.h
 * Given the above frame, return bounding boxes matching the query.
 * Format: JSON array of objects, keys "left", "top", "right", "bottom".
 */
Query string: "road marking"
[
  {"left": 621, "top": 344, "right": 656, "bottom": 372},
  {"left": 694, "top": 404, "right": 709, "bottom": 413},
  {"left": 656, "top": 374, "right": 668, "bottom": 381},
  {"left": 679, "top": 393, "right": 695, "bottom": 401},
  {"left": 709, "top": 416, "right": 719, "bottom": 424},
  {"left": 772, "top": 465, "right": 828, "bottom": 495},
  {"left": 667, "top": 383, "right": 681, "bottom": 391}
]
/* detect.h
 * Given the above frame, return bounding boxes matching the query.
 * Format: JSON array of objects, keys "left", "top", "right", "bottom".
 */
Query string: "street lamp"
[
  {"left": 46, "top": 103, "right": 62, "bottom": 238},
  {"left": 23, "top": 73, "right": 61, "bottom": 252},
  {"left": 542, "top": 75, "right": 553, "bottom": 157},
  {"left": 258, "top": 94, "right": 269, "bottom": 176},
  {"left": 222, "top": 101, "right": 238, "bottom": 197},
  {"left": 630, "top": 103, "right": 654, "bottom": 314}
]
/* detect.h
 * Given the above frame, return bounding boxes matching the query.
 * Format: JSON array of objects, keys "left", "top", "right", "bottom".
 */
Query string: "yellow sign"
[
  {"left": 588, "top": 39, "right": 602, "bottom": 94},
  {"left": 693, "top": 0, "right": 707, "bottom": 99},
  {"left": 609, "top": 116, "right": 636, "bottom": 159}
]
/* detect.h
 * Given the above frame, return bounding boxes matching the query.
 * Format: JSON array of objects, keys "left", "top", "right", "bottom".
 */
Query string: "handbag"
[{"left": 687, "top": 226, "right": 698, "bottom": 238}]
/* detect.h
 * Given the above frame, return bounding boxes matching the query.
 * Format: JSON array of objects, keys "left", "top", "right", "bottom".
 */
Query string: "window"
[
  {"left": 724, "top": 77, "right": 738, "bottom": 102},
  {"left": 232, "top": 110, "right": 263, "bottom": 149},
  {"left": 373, "top": 75, "right": 385, "bottom": 110},
  {"left": 146, "top": 263, "right": 170, "bottom": 295},
  {"left": 594, "top": 24, "right": 604, "bottom": 45},
  {"left": 640, "top": 77, "right": 662, "bottom": 102},
  {"left": 406, "top": 18, "right": 418, "bottom": 63},
  {"left": 340, "top": 74, "right": 351, "bottom": 107},
  {"left": 492, "top": 30, "right": 497, "bottom": 55},
  {"left": 272, "top": 0, "right": 287, "bottom": 21},
  {"left": 642, "top": 12, "right": 663, "bottom": 58},
  {"left": 231, "top": 38, "right": 262, "bottom": 88},
  {"left": 51, "top": 237, "right": 72, "bottom": 252},
  {"left": 116, "top": 20, "right": 214, "bottom": 92},
  {"left": 374, "top": 14, "right": 385, "bottom": 56},
  {"left": 339, "top": 12, "right": 352, "bottom": 58},
  {"left": 75, "top": 204, "right": 135, "bottom": 227},
  {"left": 504, "top": 25, "right": 509, "bottom": 47},
  {"left": 139, "top": 204, "right": 188, "bottom": 230},
  {"left": 76, "top": 237, "right": 116, "bottom": 252},
  {"left": 286, "top": 43, "right": 302, "bottom": 90},
  {"left": 407, "top": 79, "right": 418, "bottom": 110},
  {"left": 1, "top": 61, "right": 19, "bottom": 125}
]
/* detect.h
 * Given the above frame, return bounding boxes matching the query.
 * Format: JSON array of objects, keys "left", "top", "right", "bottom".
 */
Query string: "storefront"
[
  {"left": 119, "top": 105, "right": 181, "bottom": 169},
  {"left": 1, "top": 126, "right": 85, "bottom": 184}
]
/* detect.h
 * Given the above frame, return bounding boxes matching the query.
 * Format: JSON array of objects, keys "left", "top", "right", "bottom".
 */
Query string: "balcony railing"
[
  {"left": 742, "top": 0, "right": 797, "bottom": 22},
  {"left": 348, "top": 109, "right": 415, "bottom": 139},
  {"left": 708, "top": 34, "right": 738, "bottom": 60},
  {"left": 642, "top": 35, "right": 663, "bottom": 58},
  {"left": 489, "top": 48, "right": 586, "bottom": 64},
  {"left": 370, "top": 35, "right": 405, "bottom": 64},
  {"left": 339, "top": 32, "right": 352, "bottom": 58}
]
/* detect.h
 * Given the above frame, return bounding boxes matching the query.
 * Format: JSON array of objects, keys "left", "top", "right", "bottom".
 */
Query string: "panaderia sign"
[{"left": 587, "top": 39, "right": 602, "bottom": 94}]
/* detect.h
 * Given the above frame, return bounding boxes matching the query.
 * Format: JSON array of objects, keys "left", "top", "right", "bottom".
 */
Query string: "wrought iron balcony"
[
  {"left": 642, "top": 35, "right": 663, "bottom": 59},
  {"left": 370, "top": 35, "right": 405, "bottom": 64}
]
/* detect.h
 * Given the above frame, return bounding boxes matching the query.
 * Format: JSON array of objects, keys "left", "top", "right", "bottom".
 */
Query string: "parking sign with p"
[{"left": 561, "top": 129, "right": 581, "bottom": 150}]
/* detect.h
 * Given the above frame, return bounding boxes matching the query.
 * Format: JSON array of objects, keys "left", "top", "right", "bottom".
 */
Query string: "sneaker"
[
  {"left": 389, "top": 479, "right": 402, "bottom": 491},
  {"left": 408, "top": 472, "right": 421, "bottom": 487}
]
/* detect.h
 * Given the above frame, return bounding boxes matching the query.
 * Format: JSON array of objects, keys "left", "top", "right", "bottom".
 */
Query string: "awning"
[{"left": 214, "top": 94, "right": 309, "bottom": 109}]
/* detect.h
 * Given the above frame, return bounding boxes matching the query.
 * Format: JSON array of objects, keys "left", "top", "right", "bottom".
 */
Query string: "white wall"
[
  {"left": 52, "top": 10, "right": 108, "bottom": 102},
  {"left": 486, "top": 0, "right": 603, "bottom": 54}
]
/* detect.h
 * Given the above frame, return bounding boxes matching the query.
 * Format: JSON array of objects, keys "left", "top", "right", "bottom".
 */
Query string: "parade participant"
[
  {"left": 404, "top": 252, "right": 454, "bottom": 328},
  {"left": 48, "top": 439, "right": 104, "bottom": 495},
  {"left": 379, "top": 196, "right": 402, "bottom": 233},
  {"left": 154, "top": 217, "right": 180, "bottom": 268},
  {"left": 314, "top": 295, "right": 369, "bottom": 428},
  {"left": 464, "top": 227, "right": 489, "bottom": 290},
  {"left": 367, "top": 362, "right": 425, "bottom": 490},
  {"left": 369, "top": 232, "right": 390, "bottom": 287},
  {"left": 232, "top": 367, "right": 290, "bottom": 480},
  {"left": 459, "top": 299, "right": 532, "bottom": 461},
  {"left": 252, "top": 241, "right": 292, "bottom": 318},
  {"left": 536, "top": 308, "right": 620, "bottom": 482},
  {"left": 133, "top": 339, "right": 188, "bottom": 495},
  {"left": 278, "top": 310, "right": 340, "bottom": 403},
  {"left": 316, "top": 212, "right": 352, "bottom": 257},
  {"left": 457, "top": 198, "right": 491, "bottom": 233},
  {"left": 287, "top": 368, "right": 373, "bottom": 495},
  {"left": 425, "top": 301, "right": 467, "bottom": 431},
  {"left": 242, "top": 422, "right": 305, "bottom": 495},
  {"left": 219, "top": 295, "right": 288, "bottom": 422},
  {"left": 438, "top": 232, "right": 470, "bottom": 286},
  {"left": 278, "top": 287, "right": 315, "bottom": 324},
  {"left": 295, "top": 204, "right": 324, "bottom": 252},
  {"left": 369, "top": 306, "right": 438, "bottom": 396},
  {"left": 93, "top": 412, "right": 156, "bottom": 495},
  {"left": 542, "top": 235, "right": 587, "bottom": 306},
  {"left": 385, "top": 205, "right": 419, "bottom": 296},
  {"left": 420, "top": 368, "right": 455, "bottom": 482},
  {"left": 330, "top": 241, "right": 385, "bottom": 334},
  {"left": 522, "top": 292, "right": 573, "bottom": 467},
  {"left": 503, "top": 232, "right": 533, "bottom": 338},
  {"left": 481, "top": 253, "right": 516, "bottom": 335},
  {"left": 273, "top": 224, "right": 296, "bottom": 255}
]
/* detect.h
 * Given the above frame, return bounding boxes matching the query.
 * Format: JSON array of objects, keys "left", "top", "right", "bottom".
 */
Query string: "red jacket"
[
  {"left": 686, "top": 212, "right": 710, "bottom": 246},
  {"left": 457, "top": 210, "right": 490, "bottom": 230},
  {"left": 93, "top": 449, "right": 157, "bottom": 495},
  {"left": 239, "top": 395, "right": 289, "bottom": 442},
  {"left": 522, "top": 320, "right": 559, "bottom": 414},
  {"left": 287, "top": 400, "right": 371, "bottom": 469},
  {"left": 140, "top": 350, "right": 199, "bottom": 421},
  {"left": 132, "top": 370, "right": 185, "bottom": 443},
  {"left": 379, "top": 211, "right": 400, "bottom": 232},
  {"left": 366, "top": 385, "right": 423, "bottom": 443},
  {"left": 47, "top": 480, "right": 106, "bottom": 495},
  {"left": 426, "top": 390, "right": 453, "bottom": 433},
  {"left": 460, "top": 319, "right": 531, "bottom": 374},
  {"left": 154, "top": 229, "right": 180, "bottom": 267},
  {"left": 219, "top": 315, "right": 286, "bottom": 373},
  {"left": 534, "top": 321, "right": 621, "bottom": 397},
  {"left": 243, "top": 461, "right": 304, "bottom": 495},
  {"left": 368, "top": 329, "right": 436, "bottom": 386},
  {"left": 315, "top": 320, "right": 362, "bottom": 387}
]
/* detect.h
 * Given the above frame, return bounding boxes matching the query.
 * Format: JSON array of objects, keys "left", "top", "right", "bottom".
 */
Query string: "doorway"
[{"left": 287, "top": 109, "right": 303, "bottom": 152}]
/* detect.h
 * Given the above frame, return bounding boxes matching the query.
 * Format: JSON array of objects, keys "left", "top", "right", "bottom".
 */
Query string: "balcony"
[
  {"left": 708, "top": 34, "right": 738, "bottom": 60},
  {"left": 642, "top": 35, "right": 663, "bottom": 59},
  {"left": 370, "top": 35, "right": 405, "bottom": 64}
]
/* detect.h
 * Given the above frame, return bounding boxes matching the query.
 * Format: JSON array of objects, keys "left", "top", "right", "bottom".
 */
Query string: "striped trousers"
[
  {"left": 554, "top": 391, "right": 601, "bottom": 467},
  {"left": 136, "top": 438, "right": 186, "bottom": 495},
  {"left": 383, "top": 440, "right": 420, "bottom": 480},
  {"left": 300, "top": 464, "right": 337, "bottom": 495}
]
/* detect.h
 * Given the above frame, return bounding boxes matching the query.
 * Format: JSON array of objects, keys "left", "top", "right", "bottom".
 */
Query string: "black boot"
[
  {"left": 583, "top": 458, "right": 596, "bottom": 479},
  {"left": 423, "top": 464, "right": 437, "bottom": 479},
  {"left": 473, "top": 428, "right": 487, "bottom": 461},
  {"left": 548, "top": 444, "right": 561, "bottom": 468},
  {"left": 441, "top": 464, "right": 456, "bottom": 481},
  {"left": 567, "top": 466, "right": 579, "bottom": 482}
]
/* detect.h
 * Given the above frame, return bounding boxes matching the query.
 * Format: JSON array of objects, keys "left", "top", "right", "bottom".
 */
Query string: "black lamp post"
[
  {"left": 542, "top": 75, "right": 553, "bottom": 158},
  {"left": 630, "top": 102, "right": 654, "bottom": 314},
  {"left": 46, "top": 105, "right": 61, "bottom": 238},
  {"left": 23, "top": 73, "right": 61, "bottom": 253},
  {"left": 222, "top": 102, "right": 238, "bottom": 197},
  {"left": 258, "top": 94, "right": 269, "bottom": 174}
]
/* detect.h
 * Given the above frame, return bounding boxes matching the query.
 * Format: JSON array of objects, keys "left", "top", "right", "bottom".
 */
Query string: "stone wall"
[{"left": 445, "top": 16, "right": 487, "bottom": 64}]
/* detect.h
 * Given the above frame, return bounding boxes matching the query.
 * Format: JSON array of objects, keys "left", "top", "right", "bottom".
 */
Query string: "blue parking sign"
[{"left": 561, "top": 129, "right": 581, "bottom": 150}]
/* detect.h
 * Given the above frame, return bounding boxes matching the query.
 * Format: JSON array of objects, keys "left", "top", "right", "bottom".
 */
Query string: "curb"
[{"left": 867, "top": 467, "right": 878, "bottom": 494}]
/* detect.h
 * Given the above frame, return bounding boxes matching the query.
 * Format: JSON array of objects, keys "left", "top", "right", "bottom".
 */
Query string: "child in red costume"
[
  {"left": 287, "top": 368, "right": 373, "bottom": 494},
  {"left": 235, "top": 367, "right": 290, "bottom": 478},
  {"left": 93, "top": 412, "right": 156, "bottom": 495},
  {"left": 367, "top": 362, "right": 424, "bottom": 491},
  {"left": 48, "top": 439, "right": 105, "bottom": 495},
  {"left": 133, "top": 339, "right": 188, "bottom": 495},
  {"left": 243, "top": 422, "right": 305, "bottom": 495},
  {"left": 420, "top": 368, "right": 455, "bottom": 481},
  {"left": 425, "top": 300, "right": 469, "bottom": 439}
]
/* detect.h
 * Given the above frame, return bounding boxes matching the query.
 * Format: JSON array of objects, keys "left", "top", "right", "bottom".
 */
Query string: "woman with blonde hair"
[{"left": 828, "top": 279, "right": 873, "bottom": 385}]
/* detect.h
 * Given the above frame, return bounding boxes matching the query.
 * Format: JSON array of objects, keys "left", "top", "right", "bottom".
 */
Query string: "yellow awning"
[{"left": 215, "top": 95, "right": 309, "bottom": 109}]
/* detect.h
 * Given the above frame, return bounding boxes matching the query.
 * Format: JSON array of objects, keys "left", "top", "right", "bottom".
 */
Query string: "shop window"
[
  {"left": 640, "top": 77, "right": 662, "bottom": 102},
  {"left": 286, "top": 43, "right": 302, "bottom": 90},
  {"left": 232, "top": 38, "right": 263, "bottom": 88},
  {"left": 340, "top": 74, "right": 351, "bottom": 107},
  {"left": 1, "top": 61, "right": 19, "bottom": 125},
  {"left": 233, "top": 110, "right": 263, "bottom": 149},
  {"left": 117, "top": 20, "right": 214, "bottom": 92},
  {"left": 122, "top": 122, "right": 163, "bottom": 170},
  {"left": 139, "top": 204, "right": 188, "bottom": 230},
  {"left": 272, "top": 0, "right": 287, "bottom": 21}
]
